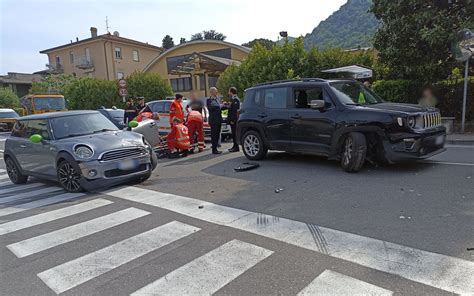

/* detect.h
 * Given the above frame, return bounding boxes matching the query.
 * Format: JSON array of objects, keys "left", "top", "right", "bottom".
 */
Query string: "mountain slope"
[{"left": 304, "top": 0, "right": 379, "bottom": 49}]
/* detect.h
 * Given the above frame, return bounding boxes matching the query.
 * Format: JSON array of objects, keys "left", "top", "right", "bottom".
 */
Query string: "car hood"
[{"left": 356, "top": 103, "right": 438, "bottom": 115}]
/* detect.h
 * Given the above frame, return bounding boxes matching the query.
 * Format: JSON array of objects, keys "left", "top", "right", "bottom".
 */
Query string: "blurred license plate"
[
  {"left": 222, "top": 123, "right": 227, "bottom": 129},
  {"left": 118, "top": 159, "right": 139, "bottom": 170},
  {"left": 435, "top": 135, "right": 444, "bottom": 145}
]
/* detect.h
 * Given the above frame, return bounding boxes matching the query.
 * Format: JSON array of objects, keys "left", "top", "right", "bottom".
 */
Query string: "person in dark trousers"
[
  {"left": 206, "top": 87, "right": 223, "bottom": 154},
  {"left": 123, "top": 100, "right": 138, "bottom": 125},
  {"left": 227, "top": 87, "right": 241, "bottom": 152}
]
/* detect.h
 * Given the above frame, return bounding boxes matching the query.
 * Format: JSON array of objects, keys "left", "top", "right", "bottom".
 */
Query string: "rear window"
[
  {"left": 264, "top": 87, "right": 288, "bottom": 109},
  {"left": 0, "top": 111, "right": 19, "bottom": 118},
  {"left": 149, "top": 102, "right": 164, "bottom": 113}
]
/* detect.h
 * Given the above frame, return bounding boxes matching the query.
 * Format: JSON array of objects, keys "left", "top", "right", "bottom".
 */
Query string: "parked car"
[
  {"left": 97, "top": 107, "right": 125, "bottom": 129},
  {"left": 0, "top": 108, "right": 20, "bottom": 132},
  {"left": 237, "top": 78, "right": 446, "bottom": 172},
  {"left": 4, "top": 111, "right": 157, "bottom": 192}
]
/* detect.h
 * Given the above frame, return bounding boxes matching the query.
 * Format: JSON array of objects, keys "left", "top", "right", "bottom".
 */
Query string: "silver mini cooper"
[{"left": 4, "top": 111, "right": 157, "bottom": 192}]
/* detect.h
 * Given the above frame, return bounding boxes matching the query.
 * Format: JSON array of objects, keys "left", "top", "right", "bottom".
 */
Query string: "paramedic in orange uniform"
[
  {"left": 169, "top": 94, "right": 184, "bottom": 126},
  {"left": 186, "top": 110, "right": 205, "bottom": 152},
  {"left": 167, "top": 117, "right": 191, "bottom": 158}
]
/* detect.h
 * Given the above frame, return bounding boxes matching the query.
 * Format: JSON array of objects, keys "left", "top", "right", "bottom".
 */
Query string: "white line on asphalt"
[
  {"left": 420, "top": 160, "right": 474, "bottom": 166},
  {"left": 0, "top": 174, "right": 11, "bottom": 181},
  {"left": 7, "top": 207, "right": 150, "bottom": 258},
  {"left": 0, "top": 192, "right": 84, "bottom": 218},
  {"left": 0, "top": 186, "right": 62, "bottom": 205},
  {"left": 0, "top": 182, "right": 42, "bottom": 195},
  {"left": 0, "top": 180, "right": 12, "bottom": 186},
  {"left": 446, "top": 144, "right": 474, "bottom": 149},
  {"left": 298, "top": 270, "right": 393, "bottom": 296},
  {"left": 0, "top": 199, "right": 112, "bottom": 236},
  {"left": 37, "top": 221, "right": 200, "bottom": 294},
  {"left": 0, "top": 169, "right": 5, "bottom": 173},
  {"left": 105, "top": 187, "right": 474, "bottom": 295},
  {"left": 132, "top": 239, "right": 273, "bottom": 296}
]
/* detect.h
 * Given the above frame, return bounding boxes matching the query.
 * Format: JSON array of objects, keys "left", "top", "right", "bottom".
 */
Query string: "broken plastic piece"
[{"left": 234, "top": 162, "right": 260, "bottom": 172}]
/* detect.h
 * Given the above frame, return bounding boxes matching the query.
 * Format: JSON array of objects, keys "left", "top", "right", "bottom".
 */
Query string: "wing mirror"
[
  {"left": 309, "top": 100, "right": 326, "bottom": 110},
  {"left": 29, "top": 134, "right": 43, "bottom": 144},
  {"left": 127, "top": 120, "right": 139, "bottom": 131}
]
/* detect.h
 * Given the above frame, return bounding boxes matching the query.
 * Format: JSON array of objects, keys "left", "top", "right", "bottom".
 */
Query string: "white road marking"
[
  {"left": 298, "top": 270, "right": 393, "bottom": 296},
  {"left": 105, "top": 187, "right": 474, "bottom": 295},
  {"left": 0, "top": 186, "right": 62, "bottom": 205},
  {"left": 0, "top": 174, "right": 11, "bottom": 181},
  {"left": 446, "top": 144, "right": 474, "bottom": 149},
  {"left": 0, "top": 199, "right": 112, "bottom": 236},
  {"left": 37, "top": 221, "right": 200, "bottom": 294},
  {"left": 132, "top": 239, "right": 273, "bottom": 296},
  {"left": 0, "top": 192, "right": 84, "bottom": 218},
  {"left": 0, "top": 182, "right": 43, "bottom": 195},
  {"left": 0, "top": 169, "right": 6, "bottom": 173},
  {"left": 420, "top": 160, "right": 474, "bottom": 166},
  {"left": 7, "top": 207, "right": 150, "bottom": 258}
]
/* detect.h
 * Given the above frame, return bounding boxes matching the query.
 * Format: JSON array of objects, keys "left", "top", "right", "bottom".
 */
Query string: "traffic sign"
[
  {"left": 118, "top": 79, "right": 127, "bottom": 88},
  {"left": 119, "top": 88, "right": 128, "bottom": 97}
]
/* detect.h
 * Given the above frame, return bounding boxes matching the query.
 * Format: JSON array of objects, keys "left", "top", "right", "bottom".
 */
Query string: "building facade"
[
  {"left": 0, "top": 72, "right": 44, "bottom": 97},
  {"left": 40, "top": 28, "right": 163, "bottom": 80},
  {"left": 144, "top": 40, "right": 250, "bottom": 97}
]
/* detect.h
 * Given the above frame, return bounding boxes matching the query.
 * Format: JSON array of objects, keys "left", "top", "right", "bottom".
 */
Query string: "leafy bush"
[
  {"left": 30, "top": 74, "right": 76, "bottom": 94},
  {"left": 126, "top": 71, "right": 173, "bottom": 100},
  {"left": 64, "top": 77, "right": 121, "bottom": 110},
  {"left": 0, "top": 87, "right": 20, "bottom": 108}
]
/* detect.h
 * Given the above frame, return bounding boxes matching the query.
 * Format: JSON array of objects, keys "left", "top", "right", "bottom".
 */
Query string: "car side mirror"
[
  {"left": 309, "top": 100, "right": 325, "bottom": 109},
  {"left": 29, "top": 134, "right": 43, "bottom": 144},
  {"left": 127, "top": 120, "right": 138, "bottom": 131}
]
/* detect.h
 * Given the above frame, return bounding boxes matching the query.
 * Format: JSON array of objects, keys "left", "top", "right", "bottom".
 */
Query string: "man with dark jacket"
[
  {"left": 227, "top": 87, "right": 240, "bottom": 152},
  {"left": 206, "top": 87, "right": 223, "bottom": 154}
]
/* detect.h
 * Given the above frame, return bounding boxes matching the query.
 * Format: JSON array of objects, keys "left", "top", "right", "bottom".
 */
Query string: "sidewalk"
[{"left": 446, "top": 133, "right": 474, "bottom": 145}]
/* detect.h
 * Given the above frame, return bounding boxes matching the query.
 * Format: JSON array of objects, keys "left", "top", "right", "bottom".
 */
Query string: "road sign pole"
[{"left": 461, "top": 57, "right": 469, "bottom": 133}]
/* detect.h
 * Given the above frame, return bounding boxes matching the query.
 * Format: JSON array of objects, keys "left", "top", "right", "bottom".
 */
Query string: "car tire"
[
  {"left": 242, "top": 130, "right": 268, "bottom": 160},
  {"left": 57, "top": 159, "right": 84, "bottom": 193},
  {"left": 341, "top": 132, "right": 367, "bottom": 172},
  {"left": 5, "top": 157, "right": 28, "bottom": 184}
]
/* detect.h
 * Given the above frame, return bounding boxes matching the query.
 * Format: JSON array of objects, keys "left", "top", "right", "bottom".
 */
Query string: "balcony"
[
  {"left": 45, "top": 63, "right": 64, "bottom": 74},
  {"left": 74, "top": 56, "right": 94, "bottom": 69}
]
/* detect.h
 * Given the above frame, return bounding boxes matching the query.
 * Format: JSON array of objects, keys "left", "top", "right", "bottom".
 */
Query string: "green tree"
[
  {"left": 162, "top": 35, "right": 175, "bottom": 50},
  {"left": 242, "top": 38, "right": 275, "bottom": 50},
  {"left": 371, "top": 0, "right": 471, "bottom": 82},
  {"left": 180, "top": 37, "right": 186, "bottom": 44},
  {"left": 126, "top": 71, "right": 173, "bottom": 100},
  {"left": 30, "top": 74, "right": 76, "bottom": 94},
  {"left": 0, "top": 87, "right": 20, "bottom": 108},
  {"left": 64, "top": 77, "right": 120, "bottom": 110},
  {"left": 191, "top": 30, "right": 226, "bottom": 41}
]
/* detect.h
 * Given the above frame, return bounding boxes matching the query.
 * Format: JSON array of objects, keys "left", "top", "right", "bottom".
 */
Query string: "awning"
[
  {"left": 322, "top": 65, "right": 373, "bottom": 79},
  {"left": 170, "top": 52, "right": 241, "bottom": 76}
]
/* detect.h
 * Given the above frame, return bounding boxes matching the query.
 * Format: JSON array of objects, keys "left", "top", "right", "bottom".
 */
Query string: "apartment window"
[
  {"left": 132, "top": 50, "right": 139, "bottom": 61},
  {"left": 170, "top": 77, "right": 192, "bottom": 92},
  {"left": 116, "top": 72, "right": 124, "bottom": 79},
  {"left": 69, "top": 52, "right": 74, "bottom": 64},
  {"left": 114, "top": 47, "right": 122, "bottom": 59},
  {"left": 55, "top": 56, "right": 61, "bottom": 66},
  {"left": 85, "top": 48, "right": 91, "bottom": 62}
]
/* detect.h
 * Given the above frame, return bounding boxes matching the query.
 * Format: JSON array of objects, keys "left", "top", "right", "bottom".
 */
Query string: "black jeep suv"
[{"left": 237, "top": 79, "right": 446, "bottom": 172}]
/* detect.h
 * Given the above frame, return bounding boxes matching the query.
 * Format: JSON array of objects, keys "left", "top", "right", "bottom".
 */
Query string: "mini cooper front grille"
[
  {"left": 100, "top": 148, "right": 148, "bottom": 162},
  {"left": 422, "top": 112, "right": 441, "bottom": 129}
]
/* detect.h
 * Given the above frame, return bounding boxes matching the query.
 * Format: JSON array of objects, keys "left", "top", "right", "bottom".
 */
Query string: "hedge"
[{"left": 372, "top": 79, "right": 474, "bottom": 121}]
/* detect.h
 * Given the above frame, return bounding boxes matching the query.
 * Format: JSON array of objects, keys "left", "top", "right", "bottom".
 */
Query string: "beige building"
[
  {"left": 40, "top": 27, "right": 162, "bottom": 80},
  {"left": 144, "top": 40, "right": 250, "bottom": 97}
]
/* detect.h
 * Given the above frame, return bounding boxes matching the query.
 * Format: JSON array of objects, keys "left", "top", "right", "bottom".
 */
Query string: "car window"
[
  {"left": 150, "top": 102, "right": 164, "bottom": 113},
  {"left": 11, "top": 120, "right": 28, "bottom": 138},
  {"left": 293, "top": 87, "right": 325, "bottom": 108},
  {"left": 255, "top": 90, "right": 263, "bottom": 106},
  {"left": 26, "top": 120, "right": 51, "bottom": 140},
  {"left": 264, "top": 87, "right": 287, "bottom": 109},
  {"left": 51, "top": 113, "right": 118, "bottom": 139},
  {"left": 330, "top": 82, "right": 383, "bottom": 105},
  {"left": 0, "top": 111, "right": 19, "bottom": 118}
]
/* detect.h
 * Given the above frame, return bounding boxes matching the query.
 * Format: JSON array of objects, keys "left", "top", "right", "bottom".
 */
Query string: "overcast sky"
[{"left": 0, "top": 0, "right": 347, "bottom": 74}]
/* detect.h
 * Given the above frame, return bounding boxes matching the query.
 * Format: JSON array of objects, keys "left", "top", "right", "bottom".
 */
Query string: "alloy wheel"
[
  {"left": 342, "top": 137, "right": 353, "bottom": 166},
  {"left": 244, "top": 135, "right": 260, "bottom": 157},
  {"left": 6, "top": 158, "right": 18, "bottom": 183},
  {"left": 58, "top": 162, "right": 81, "bottom": 192}
]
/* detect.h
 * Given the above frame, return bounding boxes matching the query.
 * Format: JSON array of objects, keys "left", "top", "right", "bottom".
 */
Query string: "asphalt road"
[{"left": 0, "top": 139, "right": 472, "bottom": 295}]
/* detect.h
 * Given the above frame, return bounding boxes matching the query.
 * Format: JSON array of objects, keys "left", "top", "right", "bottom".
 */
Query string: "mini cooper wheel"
[
  {"left": 341, "top": 132, "right": 367, "bottom": 172},
  {"left": 57, "top": 160, "right": 83, "bottom": 193},
  {"left": 242, "top": 131, "right": 268, "bottom": 160},
  {"left": 5, "top": 157, "right": 28, "bottom": 184}
]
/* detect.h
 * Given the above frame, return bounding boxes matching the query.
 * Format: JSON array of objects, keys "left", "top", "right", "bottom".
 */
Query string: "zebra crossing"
[{"left": 0, "top": 179, "right": 472, "bottom": 295}]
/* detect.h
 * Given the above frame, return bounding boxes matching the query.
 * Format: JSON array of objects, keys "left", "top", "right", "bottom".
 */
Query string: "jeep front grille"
[
  {"left": 100, "top": 148, "right": 148, "bottom": 162},
  {"left": 422, "top": 112, "right": 441, "bottom": 129}
]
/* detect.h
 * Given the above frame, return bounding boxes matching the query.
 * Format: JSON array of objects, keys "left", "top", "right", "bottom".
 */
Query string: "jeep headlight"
[
  {"left": 407, "top": 116, "right": 416, "bottom": 129},
  {"left": 74, "top": 145, "right": 93, "bottom": 159}
]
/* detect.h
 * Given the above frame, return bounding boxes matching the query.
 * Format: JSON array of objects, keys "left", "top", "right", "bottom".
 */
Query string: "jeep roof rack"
[{"left": 253, "top": 78, "right": 327, "bottom": 87}]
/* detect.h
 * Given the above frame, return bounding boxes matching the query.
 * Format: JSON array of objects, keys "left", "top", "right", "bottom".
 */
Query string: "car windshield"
[
  {"left": 106, "top": 110, "right": 124, "bottom": 119},
  {"left": 0, "top": 111, "right": 19, "bottom": 118},
  {"left": 33, "top": 97, "right": 66, "bottom": 110},
  {"left": 329, "top": 82, "right": 383, "bottom": 105},
  {"left": 51, "top": 113, "right": 118, "bottom": 139}
]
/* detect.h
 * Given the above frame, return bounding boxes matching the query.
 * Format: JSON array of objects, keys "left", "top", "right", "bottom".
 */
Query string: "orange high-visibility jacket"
[
  {"left": 167, "top": 123, "right": 190, "bottom": 150},
  {"left": 169, "top": 100, "right": 184, "bottom": 125},
  {"left": 135, "top": 112, "right": 154, "bottom": 122},
  {"left": 186, "top": 110, "right": 203, "bottom": 123}
]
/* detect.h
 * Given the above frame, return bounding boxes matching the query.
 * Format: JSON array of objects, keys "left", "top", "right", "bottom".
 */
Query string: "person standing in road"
[
  {"left": 227, "top": 87, "right": 240, "bottom": 152},
  {"left": 207, "top": 87, "right": 223, "bottom": 154},
  {"left": 169, "top": 94, "right": 184, "bottom": 126},
  {"left": 136, "top": 97, "right": 151, "bottom": 113},
  {"left": 123, "top": 100, "right": 138, "bottom": 125},
  {"left": 186, "top": 92, "right": 207, "bottom": 119}
]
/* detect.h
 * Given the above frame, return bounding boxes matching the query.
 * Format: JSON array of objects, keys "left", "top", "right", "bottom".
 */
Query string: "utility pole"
[{"left": 461, "top": 57, "right": 470, "bottom": 133}]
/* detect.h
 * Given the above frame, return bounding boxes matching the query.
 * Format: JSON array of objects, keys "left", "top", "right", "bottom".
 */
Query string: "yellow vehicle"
[{"left": 21, "top": 93, "right": 67, "bottom": 115}]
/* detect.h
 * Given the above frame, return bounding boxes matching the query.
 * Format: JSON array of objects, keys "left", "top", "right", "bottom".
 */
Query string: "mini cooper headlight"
[
  {"left": 407, "top": 116, "right": 416, "bottom": 129},
  {"left": 74, "top": 145, "right": 93, "bottom": 159}
]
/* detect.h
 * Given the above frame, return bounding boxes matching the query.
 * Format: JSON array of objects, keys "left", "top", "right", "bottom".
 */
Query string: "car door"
[
  {"left": 23, "top": 119, "right": 57, "bottom": 176},
  {"left": 289, "top": 85, "right": 337, "bottom": 154},
  {"left": 9, "top": 120, "right": 30, "bottom": 170},
  {"left": 259, "top": 87, "right": 291, "bottom": 150}
]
